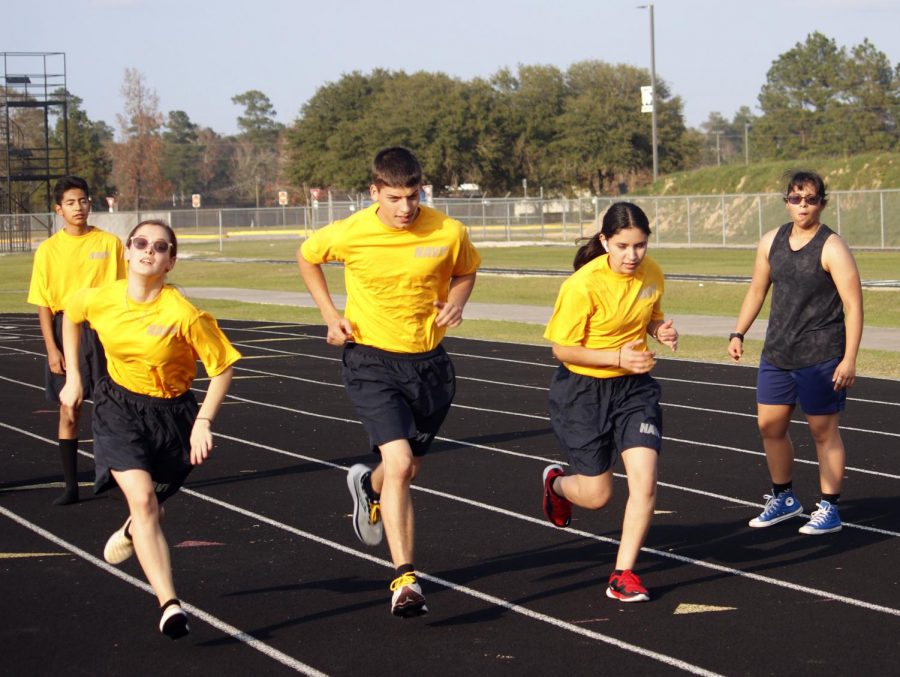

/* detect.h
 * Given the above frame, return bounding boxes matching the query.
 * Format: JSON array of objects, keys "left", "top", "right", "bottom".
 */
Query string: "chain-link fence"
[{"left": 6, "top": 189, "right": 899, "bottom": 252}]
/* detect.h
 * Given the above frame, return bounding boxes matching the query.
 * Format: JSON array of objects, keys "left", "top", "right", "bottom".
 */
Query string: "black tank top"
[{"left": 762, "top": 223, "right": 845, "bottom": 369}]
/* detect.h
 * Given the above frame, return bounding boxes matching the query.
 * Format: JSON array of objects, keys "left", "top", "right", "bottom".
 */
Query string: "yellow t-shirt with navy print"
[
  {"left": 66, "top": 280, "right": 241, "bottom": 398},
  {"left": 27, "top": 227, "right": 126, "bottom": 313},
  {"left": 300, "top": 203, "right": 481, "bottom": 353},
  {"left": 544, "top": 254, "right": 665, "bottom": 379}
]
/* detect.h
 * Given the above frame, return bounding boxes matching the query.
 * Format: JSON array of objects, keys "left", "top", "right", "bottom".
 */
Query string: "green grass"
[{"left": 4, "top": 246, "right": 898, "bottom": 378}]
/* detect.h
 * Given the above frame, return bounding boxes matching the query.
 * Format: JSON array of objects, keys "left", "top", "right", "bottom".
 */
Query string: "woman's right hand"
[
  {"left": 59, "top": 378, "right": 82, "bottom": 410},
  {"left": 620, "top": 339, "right": 657, "bottom": 373}
]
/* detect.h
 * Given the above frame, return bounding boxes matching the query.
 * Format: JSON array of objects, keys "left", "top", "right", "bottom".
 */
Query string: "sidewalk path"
[{"left": 184, "top": 287, "right": 899, "bottom": 353}]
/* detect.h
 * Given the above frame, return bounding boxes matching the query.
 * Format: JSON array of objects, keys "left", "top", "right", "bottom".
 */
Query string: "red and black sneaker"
[
  {"left": 542, "top": 464, "right": 571, "bottom": 528},
  {"left": 606, "top": 569, "right": 650, "bottom": 603}
]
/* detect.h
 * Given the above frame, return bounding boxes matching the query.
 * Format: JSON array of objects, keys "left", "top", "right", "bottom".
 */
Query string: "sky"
[{"left": 2, "top": 0, "right": 898, "bottom": 137}]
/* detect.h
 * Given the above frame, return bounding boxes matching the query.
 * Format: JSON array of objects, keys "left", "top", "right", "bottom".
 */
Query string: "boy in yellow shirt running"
[{"left": 298, "top": 147, "right": 480, "bottom": 617}]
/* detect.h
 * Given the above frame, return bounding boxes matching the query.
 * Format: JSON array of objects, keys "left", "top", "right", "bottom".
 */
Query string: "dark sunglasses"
[
  {"left": 784, "top": 194, "right": 823, "bottom": 206},
  {"left": 129, "top": 236, "right": 173, "bottom": 254}
]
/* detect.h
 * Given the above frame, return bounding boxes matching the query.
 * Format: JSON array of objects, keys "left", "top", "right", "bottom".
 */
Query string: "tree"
[
  {"left": 51, "top": 91, "right": 115, "bottom": 200},
  {"left": 110, "top": 68, "right": 170, "bottom": 210},
  {"left": 755, "top": 32, "right": 898, "bottom": 158},
  {"left": 231, "top": 90, "right": 282, "bottom": 146},
  {"left": 230, "top": 90, "right": 284, "bottom": 205},
  {"left": 286, "top": 69, "right": 395, "bottom": 192},
  {"left": 161, "top": 110, "right": 201, "bottom": 206},
  {"left": 194, "top": 127, "right": 231, "bottom": 202}
]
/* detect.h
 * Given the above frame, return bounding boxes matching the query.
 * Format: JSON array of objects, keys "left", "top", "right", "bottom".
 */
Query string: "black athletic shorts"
[
  {"left": 548, "top": 366, "right": 662, "bottom": 476},
  {"left": 341, "top": 342, "right": 455, "bottom": 457},
  {"left": 91, "top": 377, "right": 199, "bottom": 498},
  {"left": 44, "top": 312, "right": 108, "bottom": 403}
]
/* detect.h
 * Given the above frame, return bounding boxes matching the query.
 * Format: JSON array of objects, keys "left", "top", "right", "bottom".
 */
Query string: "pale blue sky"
[{"left": 3, "top": 0, "right": 898, "bottom": 137}]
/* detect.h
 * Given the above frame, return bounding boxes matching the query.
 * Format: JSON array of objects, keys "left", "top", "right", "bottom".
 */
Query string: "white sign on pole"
[
  {"left": 191, "top": 193, "right": 202, "bottom": 208},
  {"left": 641, "top": 86, "right": 653, "bottom": 114},
  {"left": 278, "top": 190, "right": 288, "bottom": 206}
]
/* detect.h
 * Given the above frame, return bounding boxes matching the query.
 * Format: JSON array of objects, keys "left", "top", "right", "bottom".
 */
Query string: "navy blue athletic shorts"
[
  {"left": 91, "top": 377, "right": 199, "bottom": 499},
  {"left": 548, "top": 366, "right": 662, "bottom": 476},
  {"left": 341, "top": 342, "right": 455, "bottom": 457},
  {"left": 44, "top": 313, "right": 108, "bottom": 403},
  {"left": 757, "top": 357, "right": 846, "bottom": 415}
]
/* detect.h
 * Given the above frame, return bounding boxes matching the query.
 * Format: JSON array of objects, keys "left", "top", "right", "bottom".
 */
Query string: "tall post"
[
  {"left": 638, "top": 4, "right": 659, "bottom": 183},
  {"left": 715, "top": 130, "right": 723, "bottom": 167},
  {"left": 744, "top": 123, "right": 751, "bottom": 165}
]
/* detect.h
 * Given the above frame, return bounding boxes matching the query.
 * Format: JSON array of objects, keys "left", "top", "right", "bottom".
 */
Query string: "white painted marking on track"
[
  {"left": 183, "top": 490, "right": 725, "bottom": 677},
  {"left": 673, "top": 604, "right": 736, "bottom": 615},
  {"left": 4, "top": 365, "right": 900, "bottom": 528},
  {"left": 0, "top": 505, "right": 327, "bottom": 676},
  {"left": 0, "top": 427, "right": 722, "bottom": 676},
  {"left": 2, "top": 418, "right": 900, "bottom": 671}
]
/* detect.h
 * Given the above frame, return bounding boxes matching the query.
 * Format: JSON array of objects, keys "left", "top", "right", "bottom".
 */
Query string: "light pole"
[
  {"left": 744, "top": 123, "right": 751, "bottom": 165},
  {"left": 714, "top": 130, "right": 723, "bottom": 167},
  {"left": 638, "top": 4, "right": 659, "bottom": 182}
]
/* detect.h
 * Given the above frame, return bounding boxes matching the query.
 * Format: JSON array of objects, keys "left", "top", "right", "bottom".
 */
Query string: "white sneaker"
[
  {"left": 347, "top": 464, "right": 383, "bottom": 546},
  {"left": 103, "top": 518, "right": 134, "bottom": 564},
  {"left": 390, "top": 572, "right": 428, "bottom": 618}
]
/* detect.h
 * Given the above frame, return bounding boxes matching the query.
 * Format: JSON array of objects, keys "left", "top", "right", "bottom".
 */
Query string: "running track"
[{"left": 1, "top": 313, "right": 897, "bottom": 676}]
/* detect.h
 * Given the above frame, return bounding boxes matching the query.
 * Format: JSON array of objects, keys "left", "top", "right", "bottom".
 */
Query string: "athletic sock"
[
  {"left": 395, "top": 563, "right": 416, "bottom": 578},
  {"left": 362, "top": 473, "right": 380, "bottom": 501},
  {"left": 772, "top": 481, "right": 793, "bottom": 495},
  {"left": 53, "top": 439, "right": 80, "bottom": 506},
  {"left": 821, "top": 493, "right": 840, "bottom": 504}
]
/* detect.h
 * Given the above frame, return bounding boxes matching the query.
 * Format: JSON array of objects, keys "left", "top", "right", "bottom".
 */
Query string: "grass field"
[{"left": 3, "top": 243, "right": 898, "bottom": 378}]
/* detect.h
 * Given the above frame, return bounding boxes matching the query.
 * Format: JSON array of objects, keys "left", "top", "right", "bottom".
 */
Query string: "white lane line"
[
  {"left": 3, "top": 420, "right": 899, "bottom": 668},
  {"left": 0, "top": 505, "right": 327, "bottom": 677},
  {"left": 227, "top": 364, "right": 900, "bottom": 439},
  {"left": 183, "top": 491, "right": 725, "bottom": 677},
  {"left": 0, "top": 427, "right": 720, "bottom": 676},
  {"left": 4, "top": 365, "right": 899, "bottom": 520}
]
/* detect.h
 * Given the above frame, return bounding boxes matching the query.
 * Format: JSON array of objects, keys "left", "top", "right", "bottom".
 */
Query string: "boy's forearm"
[
  {"left": 447, "top": 273, "right": 476, "bottom": 308},
  {"left": 37, "top": 306, "right": 58, "bottom": 355},
  {"left": 298, "top": 256, "right": 342, "bottom": 323}
]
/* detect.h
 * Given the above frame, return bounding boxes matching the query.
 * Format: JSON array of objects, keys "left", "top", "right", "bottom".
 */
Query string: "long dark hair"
[{"left": 573, "top": 202, "right": 651, "bottom": 270}]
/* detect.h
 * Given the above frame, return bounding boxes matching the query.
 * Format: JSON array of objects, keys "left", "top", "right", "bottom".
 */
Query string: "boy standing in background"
[{"left": 27, "top": 176, "right": 125, "bottom": 505}]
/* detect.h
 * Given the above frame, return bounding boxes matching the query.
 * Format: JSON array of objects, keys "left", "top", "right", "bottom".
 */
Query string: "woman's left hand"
[
  {"left": 654, "top": 319, "right": 679, "bottom": 352},
  {"left": 832, "top": 360, "right": 856, "bottom": 391}
]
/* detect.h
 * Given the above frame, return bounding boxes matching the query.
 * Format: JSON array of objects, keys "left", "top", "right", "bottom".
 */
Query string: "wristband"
[
  {"left": 729, "top": 332, "right": 744, "bottom": 342},
  {"left": 195, "top": 416, "right": 213, "bottom": 424}
]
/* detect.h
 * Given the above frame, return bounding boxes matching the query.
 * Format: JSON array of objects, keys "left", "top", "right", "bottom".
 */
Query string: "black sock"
[
  {"left": 822, "top": 493, "right": 840, "bottom": 504},
  {"left": 396, "top": 563, "right": 416, "bottom": 577},
  {"left": 772, "top": 481, "right": 792, "bottom": 495},
  {"left": 53, "top": 439, "right": 80, "bottom": 505},
  {"left": 363, "top": 473, "right": 380, "bottom": 501}
]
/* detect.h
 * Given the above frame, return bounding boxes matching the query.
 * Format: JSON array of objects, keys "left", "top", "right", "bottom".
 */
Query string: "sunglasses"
[
  {"left": 129, "top": 236, "right": 173, "bottom": 254},
  {"left": 784, "top": 194, "right": 824, "bottom": 206}
]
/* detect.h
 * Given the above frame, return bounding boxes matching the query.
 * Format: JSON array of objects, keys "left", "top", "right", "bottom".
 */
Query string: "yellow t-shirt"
[
  {"left": 27, "top": 227, "right": 126, "bottom": 313},
  {"left": 66, "top": 280, "right": 241, "bottom": 398},
  {"left": 300, "top": 204, "right": 481, "bottom": 353},
  {"left": 544, "top": 254, "right": 665, "bottom": 379}
]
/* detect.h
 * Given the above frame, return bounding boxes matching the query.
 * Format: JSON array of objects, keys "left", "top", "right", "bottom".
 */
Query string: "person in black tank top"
[{"left": 728, "top": 171, "right": 863, "bottom": 536}]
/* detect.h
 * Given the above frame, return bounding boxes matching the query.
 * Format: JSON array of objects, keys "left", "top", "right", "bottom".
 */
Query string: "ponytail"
[{"left": 573, "top": 235, "right": 606, "bottom": 271}]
